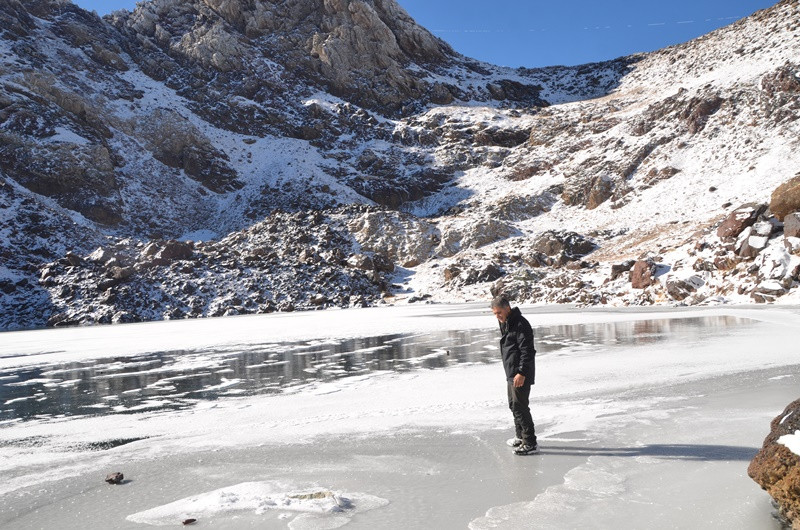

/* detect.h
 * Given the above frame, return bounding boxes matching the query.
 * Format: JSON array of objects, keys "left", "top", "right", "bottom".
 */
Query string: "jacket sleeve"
[{"left": 516, "top": 320, "right": 536, "bottom": 383}]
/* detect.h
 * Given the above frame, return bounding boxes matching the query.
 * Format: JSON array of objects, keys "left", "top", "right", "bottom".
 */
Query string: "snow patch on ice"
[{"left": 125, "top": 481, "right": 388, "bottom": 527}]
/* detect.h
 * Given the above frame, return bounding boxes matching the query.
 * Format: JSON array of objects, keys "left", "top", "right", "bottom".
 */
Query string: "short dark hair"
[{"left": 490, "top": 294, "right": 511, "bottom": 309}]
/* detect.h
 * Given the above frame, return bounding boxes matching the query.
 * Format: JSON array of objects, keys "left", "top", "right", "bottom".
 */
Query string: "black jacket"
[{"left": 499, "top": 307, "right": 536, "bottom": 383}]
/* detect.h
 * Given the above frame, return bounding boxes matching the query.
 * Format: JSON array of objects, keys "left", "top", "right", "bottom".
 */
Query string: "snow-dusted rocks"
[
  {"left": 665, "top": 272, "right": 705, "bottom": 302},
  {"left": 33, "top": 209, "right": 389, "bottom": 328},
  {"left": 348, "top": 209, "right": 436, "bottom": 267},
  {"left": 749, "top": 398, "right": 800, "bottom": 529},
  {"left": 532, "top": 231, "right": 598, "bottom": 266},
  {"left": 717, "top": 203, "right": 767, "bottom": 240}
]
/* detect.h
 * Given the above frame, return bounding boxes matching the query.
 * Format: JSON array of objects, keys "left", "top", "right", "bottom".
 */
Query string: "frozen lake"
[{"left": 0, "top": 304, "right": 798, "bottom": 529}]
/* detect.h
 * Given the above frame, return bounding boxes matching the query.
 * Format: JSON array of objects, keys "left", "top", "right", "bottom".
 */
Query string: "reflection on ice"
[{"left": 0, "top": 316, "right": 751, "bottom": 422}]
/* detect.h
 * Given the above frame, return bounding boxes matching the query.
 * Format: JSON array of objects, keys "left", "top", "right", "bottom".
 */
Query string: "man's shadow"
[{"left": 540, "top": 444, "right": 758, "bottom": 462}]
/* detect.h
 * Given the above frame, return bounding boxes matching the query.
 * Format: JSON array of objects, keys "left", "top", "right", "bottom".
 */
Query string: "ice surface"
[{"left": 1, "top": 304, "right": 799, "bottom": 528}]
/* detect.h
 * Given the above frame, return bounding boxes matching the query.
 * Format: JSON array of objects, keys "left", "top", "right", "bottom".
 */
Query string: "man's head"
[{"left": 491, "top": 294, "right": 512, "bottom": 323}]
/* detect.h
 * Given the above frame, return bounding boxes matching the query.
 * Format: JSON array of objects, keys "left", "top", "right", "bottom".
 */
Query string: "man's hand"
[{"left": 513, "top": 373, "right": 526, "bottom": 387}]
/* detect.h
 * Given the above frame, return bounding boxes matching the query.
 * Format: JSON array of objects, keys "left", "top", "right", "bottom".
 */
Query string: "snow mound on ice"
[{"left": 126, "top": 481, "right": 388, "bottom": 528}]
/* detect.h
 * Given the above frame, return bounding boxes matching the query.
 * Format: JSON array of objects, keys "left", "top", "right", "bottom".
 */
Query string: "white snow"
[
  {"left": 126, "top": 481, "right": 388, "bottom": 527},
  {"left": 45, "top": 127, "right": 90, "bottom": 145},
  {"left": 0, "top": 304, "right": 800, "bottom": 528},
  {"left": 779, "top": 431, "right": 800, "bottom": 457}
]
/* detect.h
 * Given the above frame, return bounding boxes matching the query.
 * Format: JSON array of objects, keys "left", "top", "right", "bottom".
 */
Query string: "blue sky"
[{"left": 74, "top": 0, "right": 776, "bottom": 67}]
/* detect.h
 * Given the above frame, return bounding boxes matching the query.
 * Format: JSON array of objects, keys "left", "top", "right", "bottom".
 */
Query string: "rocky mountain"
[{"left": 1, "top": 0, "right": 799, "bottom": 330}]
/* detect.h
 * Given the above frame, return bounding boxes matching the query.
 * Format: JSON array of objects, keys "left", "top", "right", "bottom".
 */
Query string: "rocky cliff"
[
  {"left": 1, "top": 0, "right": 800, "bottom": 329},
  {"left": 749, "top": 398, "right": 800, "bottom": 528}
]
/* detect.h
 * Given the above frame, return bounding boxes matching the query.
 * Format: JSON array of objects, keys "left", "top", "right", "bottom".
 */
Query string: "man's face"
[{"left": 492, "top": 305, "right": 511, "bottom": 323}]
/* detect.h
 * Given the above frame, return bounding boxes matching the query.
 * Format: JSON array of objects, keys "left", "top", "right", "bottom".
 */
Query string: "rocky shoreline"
[{"left": 749, "top": 398, "right": 800, "bottom": 529}]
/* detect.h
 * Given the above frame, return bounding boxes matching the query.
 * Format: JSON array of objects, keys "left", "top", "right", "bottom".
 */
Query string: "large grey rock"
[{"left": 785, "top": 212, "right": 800, "bottom": 238}]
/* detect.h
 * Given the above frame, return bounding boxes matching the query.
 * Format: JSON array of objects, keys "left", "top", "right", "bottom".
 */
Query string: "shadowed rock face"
[{"left": 749, "top": 398, "right": 800, "bottom": 528}]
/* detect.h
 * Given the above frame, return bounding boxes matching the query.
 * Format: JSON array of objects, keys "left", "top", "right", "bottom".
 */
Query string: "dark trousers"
[{"left": 507, "top": 381, "right": 536, "bottom": 445}]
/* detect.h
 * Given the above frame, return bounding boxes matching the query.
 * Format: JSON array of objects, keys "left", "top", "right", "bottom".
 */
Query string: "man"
[{"left": 491, "top": 294, "right": 538, "bottom": 455}]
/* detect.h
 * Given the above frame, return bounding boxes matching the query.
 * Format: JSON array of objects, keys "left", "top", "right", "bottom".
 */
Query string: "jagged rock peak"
[{"left": 109, "top": 0, "right": 468, "bottom": 115}]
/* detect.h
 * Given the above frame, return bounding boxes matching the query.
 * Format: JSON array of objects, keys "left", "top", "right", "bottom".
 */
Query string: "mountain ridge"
[{"left": 1, "top": 0, "right": 799, "bottom": 330}]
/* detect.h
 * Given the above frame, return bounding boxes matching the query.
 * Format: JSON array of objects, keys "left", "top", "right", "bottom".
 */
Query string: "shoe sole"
[{"left": 513, "top": 448, "right": 540, "bottom": 455}]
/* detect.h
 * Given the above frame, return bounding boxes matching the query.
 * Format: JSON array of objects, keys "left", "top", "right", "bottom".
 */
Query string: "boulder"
[
  {"left": 372, "top": 253, "right": 394, "bottom": 273},
  {"left": 630, "top": 259, "right": 658, "bottom": 289},
  {"left": 771, "top": 175, "right": 800, "bottom": 221},
  {"left": 65, "top": 252, "right": 82, "bottom": 267},
  {"left": 751, "top": 281, "right": 788, "bottom": 303},
  {"left": 748, "top": 398, "right": 800, "bottom": 528},
  {"left": 87, "top": 247, "right": 113, "bottom": 264},
  {"left": 716, "top": 203, "right": 767, "bottom": 240},
  {"left": 755, "top": 246, "right": 795, "bottom": 282},
  {"left": 156, "top": 240, "right": 193, "bottom": 261},
  {"left": 665, "top": 273, "right": 705, "bottom": 301},
  {"left": 310, "top": 294, "right": 328, "bottom": 305},
  {"left": 105, "top": 472, "right": 124, "bottom": 485},
  {"left": 533, "top": 231, "right": 597, "bottom": 260},
  {"left": 443, "top": 265, "right": 460, "bottom": 282},
  {"left": 785, "top": 212, "right": 800, "bottom": 239},
  {"left": 752, "top": 220, "right": 775, "bottom": 238},
  {"left": 346, "top": 254, "right": 374, "bottom": 271},
  {"left": 348, "top": 211, "right": 438, "bottom": 268},
  {"left": 610, "top": 260, "right": 635, "bottom": 281},
  {"left": 437, "top": 219, "right": 515, "bottom": 258},
  {"left": 462, "top": 263, "right": 504, "bottom": 286},
  {"left": 109, "top": 266, "right": 135, "bottom": 281},
  {"left": 738, "top": 235, "right": 769, "bottom": 259}
]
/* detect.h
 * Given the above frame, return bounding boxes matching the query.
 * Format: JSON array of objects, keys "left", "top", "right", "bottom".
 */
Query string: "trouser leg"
[{"left": 507, "top": 381, "right": 536, "bottom": 445}]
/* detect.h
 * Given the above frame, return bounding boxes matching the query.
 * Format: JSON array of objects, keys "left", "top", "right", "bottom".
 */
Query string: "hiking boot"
[
  {"left": 506, "top": 437, "right": 523, "bottom": 448},
  {"left": 513, "top": 443, "right": 539, "bottom": 455}
]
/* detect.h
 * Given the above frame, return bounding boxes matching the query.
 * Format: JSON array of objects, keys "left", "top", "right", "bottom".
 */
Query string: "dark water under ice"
[{"left": 0, "top": 315, "right": 751, "bottom": 421}]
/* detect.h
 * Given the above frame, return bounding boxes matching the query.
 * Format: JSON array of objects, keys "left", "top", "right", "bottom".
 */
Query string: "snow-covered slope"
[{"left": 1, "top": 0, "right": 799, "bottom": 330}]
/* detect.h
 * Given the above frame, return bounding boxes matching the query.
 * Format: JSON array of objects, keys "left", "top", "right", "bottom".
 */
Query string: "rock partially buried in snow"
[
  {"left": 665, "top": 273, "right": 705, "bottom": 301},
  {"left": 751, "top": 281, "right": 788, "bottom": 303},
  {"left": 738, "top": 232, "right": 769, "bottom": 259},
  {"left": 749, "top": 398, "right": 800, "bottom": 528}
]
